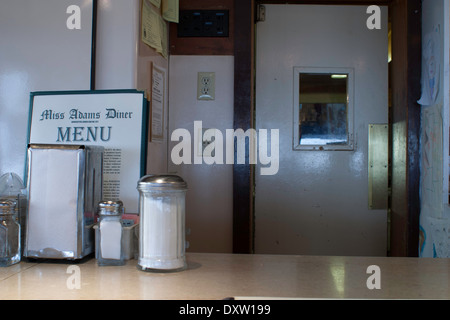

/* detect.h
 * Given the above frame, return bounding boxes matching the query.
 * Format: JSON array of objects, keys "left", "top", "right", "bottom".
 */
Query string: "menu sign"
[{"left": 27, "top": 90, "right": 148, "bottom": 213}]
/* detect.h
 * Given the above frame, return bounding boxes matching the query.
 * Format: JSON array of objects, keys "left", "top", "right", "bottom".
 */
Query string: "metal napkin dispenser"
[{"left": 24, "top": 144, "right": 103, "bottom": 260}]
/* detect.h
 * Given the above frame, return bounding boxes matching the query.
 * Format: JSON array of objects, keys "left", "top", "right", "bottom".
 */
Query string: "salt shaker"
[
  {"left": 0, "top": 199, "right": 20, "bottom": 267},
  {"left": 137, "top": 175, "right": 187, "bottom": 272},
  {"left": 96, "top": 200, "right": 125, "bottom": 266}
]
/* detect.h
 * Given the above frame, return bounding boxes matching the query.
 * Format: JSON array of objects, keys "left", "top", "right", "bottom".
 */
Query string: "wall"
[
  {"left": 168, "top": 56, "right": 234, "bottom": 253},
  {"left": 0, "top": 0, "right": 169, "bottom": 209},
  {"left": 96, "top": 0, "right": 234, "bottom": 251},
  {"left": 168, "top": 0, "right": 235, "bottom": 253},
  {"left": 419, "top": 0, "right": 450, "bottom": 257},
  {"left": 0, "top": 0, "right": 93, "bottom": 181},
  {"left": 96, "top": 0, "right": 169, "bottom": 175}
]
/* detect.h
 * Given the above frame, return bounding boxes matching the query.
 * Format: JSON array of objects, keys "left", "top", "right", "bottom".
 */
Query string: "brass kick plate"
[{"left": 368, "top": 124, "right": 388, "bottom": 210}]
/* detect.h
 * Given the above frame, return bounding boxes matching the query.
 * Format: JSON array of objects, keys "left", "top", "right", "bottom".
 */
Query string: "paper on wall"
[
  {"left": 162, "top": 0, "right": 179, "bottom": 23},
  {"left": 159, "top": 15, "right": 168, "bottom": 58},
  {"left": 418, "top": 25, "right": 441, "bottom": 106},
  {"left": 142, "top": 0, "right": 163, "bottom": 53},
  {"left": 142, "top": 0, "right": 168, "bottom": 58},
  {"left": 149, "top": 0, "right": 161, "bottom": 8},
  {"left": 151, "top": 65, "right": 166, "bottom": 141}
]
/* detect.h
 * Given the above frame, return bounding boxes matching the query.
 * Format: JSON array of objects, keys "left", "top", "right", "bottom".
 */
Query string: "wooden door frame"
[{"left": 233, "top": 0, "right": 422, "bottom": 256}]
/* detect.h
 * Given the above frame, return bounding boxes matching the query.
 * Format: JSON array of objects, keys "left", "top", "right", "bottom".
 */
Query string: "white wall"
[
  {"left": 96, "top": 0, "right": 169, "bottom": 175},
  {"left": 0, "top": 0, "right": 93, "bottom": 180},
  {"left": 95, "top": 0, "right": 139, "bottom": 90},
  {"left": 168, "top": 55, "right": 234, "bottom": 253},
  {"left": 0, "top": 0, "right": 169, "bottom": 205}
]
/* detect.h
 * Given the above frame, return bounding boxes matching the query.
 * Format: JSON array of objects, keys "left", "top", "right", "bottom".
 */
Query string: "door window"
[{"left": 293, "top": 67, "right": 354, "bottom": 151}]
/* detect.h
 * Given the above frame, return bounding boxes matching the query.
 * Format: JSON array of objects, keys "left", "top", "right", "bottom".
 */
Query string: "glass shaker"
[
  {"left": 0, "top": 199, "right": 20, "bottom": 267},
  {"left": 96, "top": 200, "right": 125, "bottom": 266},
  {"left": 137, "top": 174, "right": 187, "bottom": 272},
  {"left": 0, "top": 173, "right": 26, "bottom": 254}
]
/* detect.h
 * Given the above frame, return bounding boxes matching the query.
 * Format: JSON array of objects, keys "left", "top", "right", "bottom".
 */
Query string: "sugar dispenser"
[{"left": 137, "top": 175, "right": 187, "bottom": 272}]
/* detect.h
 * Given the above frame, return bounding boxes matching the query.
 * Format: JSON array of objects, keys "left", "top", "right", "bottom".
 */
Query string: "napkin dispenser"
[{"left": 24, "top": 144, "right": 103, "bottom": 260}]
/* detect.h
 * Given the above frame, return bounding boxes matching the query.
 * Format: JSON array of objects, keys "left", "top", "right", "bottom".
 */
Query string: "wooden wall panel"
[
  {"left": 233, "top": 0, "right": 254, "bottom": 254},
  {"left": 390, "top": 0, "right": 422, "bottom": 257}
]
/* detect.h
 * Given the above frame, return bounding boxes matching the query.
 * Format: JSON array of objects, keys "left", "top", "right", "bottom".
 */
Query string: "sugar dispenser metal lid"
[{"left": 137, "top": 174, "right": 188, "bottom": 191}]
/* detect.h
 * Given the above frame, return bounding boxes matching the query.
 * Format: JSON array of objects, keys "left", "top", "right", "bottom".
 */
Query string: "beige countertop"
[{"left": 0, "top": 253, "right": 449, "bottom": 300}]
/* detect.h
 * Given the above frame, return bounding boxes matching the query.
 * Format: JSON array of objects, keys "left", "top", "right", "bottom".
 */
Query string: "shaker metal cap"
[
  {"left": 98, "top": 200, "right": 124, "bottom": 216},
  {"left": 137, "top": 174, "right": 188, "bottom": 190}
]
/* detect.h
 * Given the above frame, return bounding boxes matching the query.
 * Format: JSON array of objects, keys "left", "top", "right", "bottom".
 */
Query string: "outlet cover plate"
[{"left": 197, "top": 72, "right": 215, "bottom": 101}]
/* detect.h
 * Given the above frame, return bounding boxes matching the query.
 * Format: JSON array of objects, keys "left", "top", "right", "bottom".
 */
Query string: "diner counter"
[{"left": 0, "top": 253, "right": 449, "bottom": 300}]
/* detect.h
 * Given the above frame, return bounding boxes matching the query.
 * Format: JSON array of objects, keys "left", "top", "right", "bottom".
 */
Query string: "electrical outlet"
[{"left": 197, "top": 72, "right": 215, "bottom": 100}]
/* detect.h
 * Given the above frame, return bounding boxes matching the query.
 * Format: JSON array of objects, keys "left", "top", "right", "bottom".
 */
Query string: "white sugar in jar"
[{"left": 137, "top": 175, "right": 187, "bottom": 272}]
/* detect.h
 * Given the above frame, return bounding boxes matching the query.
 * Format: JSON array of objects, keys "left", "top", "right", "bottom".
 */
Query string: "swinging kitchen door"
[{"left": 254, "top": 4, "right": 389, "bottom": 256}]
